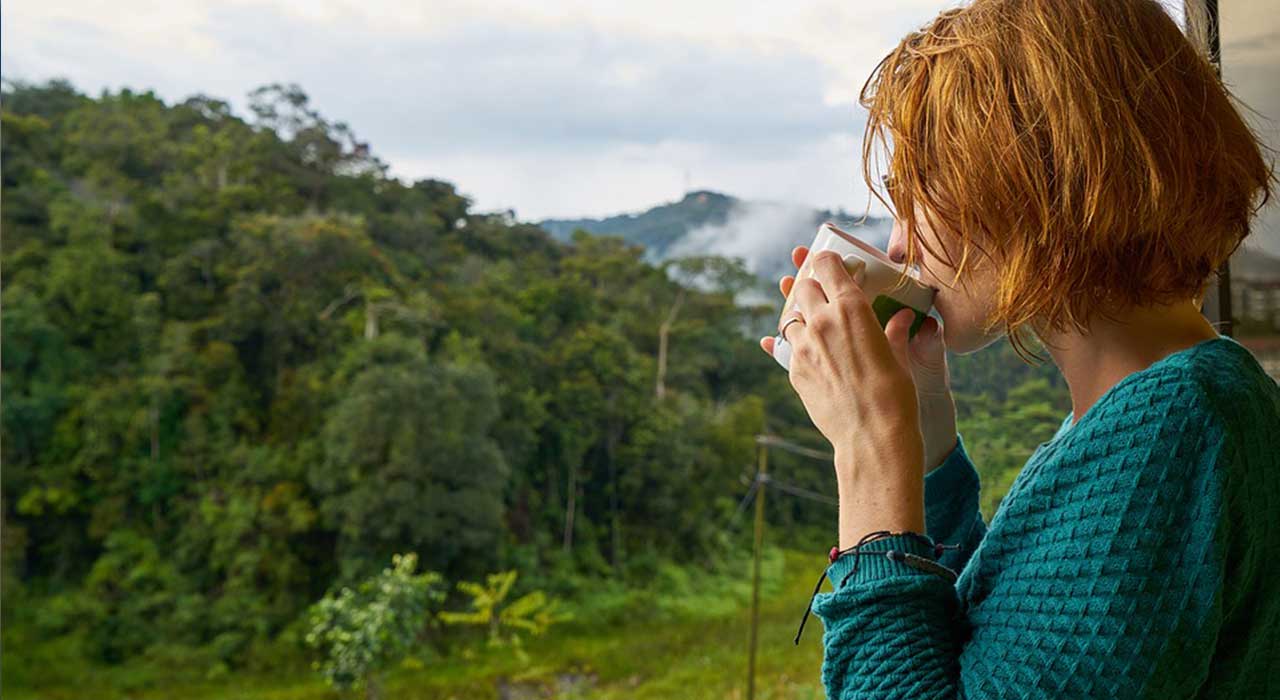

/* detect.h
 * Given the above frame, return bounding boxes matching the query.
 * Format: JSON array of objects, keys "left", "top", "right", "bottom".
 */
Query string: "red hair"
[{"left": 861, "top": 0, "right": 1275, "bottom": 360}]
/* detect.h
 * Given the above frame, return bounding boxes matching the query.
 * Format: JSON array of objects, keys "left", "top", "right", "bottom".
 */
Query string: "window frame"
[{"left": 1183, "top": 0, "right": 1236, "bottom": 336}]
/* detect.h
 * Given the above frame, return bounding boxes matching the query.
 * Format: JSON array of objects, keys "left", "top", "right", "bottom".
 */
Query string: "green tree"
[
  {"left": 305, "top": 553, "right": 444, "bottom": 700},
  {"left": 311, "top": 334, "right": 509, "bottom": 579},
  {"left": 0, "top": 77, "right": 1069, "bottom": 680}
]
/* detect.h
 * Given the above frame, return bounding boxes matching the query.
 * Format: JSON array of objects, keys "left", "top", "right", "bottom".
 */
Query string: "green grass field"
[{"left": 5, "top": 549, "right": 832, "bottom": 700}]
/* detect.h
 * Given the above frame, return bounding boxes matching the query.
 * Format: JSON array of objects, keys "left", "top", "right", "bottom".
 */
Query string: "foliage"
[
  {"left": 951, "top": 348, "right": 1072, "bottom": 519},
  {"left": 304, "top": 553, "right": 444, "bottom": 698},
  {"left": 0, "top": 76, "right": 1069, "bottom": 690},
  {"left": 313, "top": 334, "right": 508, "bottom": 580},
  {"left": 439, "top": 570, "right": 570, "bottom": 660},
  {"left": 0, "top": 549, "right": 823, "bottom": 700}
]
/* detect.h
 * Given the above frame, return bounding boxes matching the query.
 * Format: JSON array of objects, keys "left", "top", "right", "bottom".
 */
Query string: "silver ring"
[{"left": 780, "top": 314, "right": 805, "bottom": 341}]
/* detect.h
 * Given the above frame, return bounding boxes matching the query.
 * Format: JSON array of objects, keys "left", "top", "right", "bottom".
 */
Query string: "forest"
[{"left": 0, "top": 80, "right": 1070, "bottom": 696}]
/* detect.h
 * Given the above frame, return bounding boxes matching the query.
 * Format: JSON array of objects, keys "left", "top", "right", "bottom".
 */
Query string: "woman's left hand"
[{"left": 758, "top": 249, "right": 926, "bottom": 546}]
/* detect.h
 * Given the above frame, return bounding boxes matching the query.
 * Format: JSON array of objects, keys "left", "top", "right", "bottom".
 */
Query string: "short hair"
[{"left": 861, "top": 0, "right": 1275, "bottom": 361}]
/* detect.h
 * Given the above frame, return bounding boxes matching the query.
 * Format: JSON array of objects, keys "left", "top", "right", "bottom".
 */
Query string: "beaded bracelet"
[{"left": 793, "top": 530, "right": 961, "bottom": 645}]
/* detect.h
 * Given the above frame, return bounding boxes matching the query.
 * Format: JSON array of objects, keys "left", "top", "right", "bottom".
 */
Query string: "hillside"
[
  {"left": 2, "top": 79, "right": 1070, "bottom": 698},
  {"left": 539, "top": 190, "right": 893, "bottom": 283},
  {"left": 2, "top": 79, "right": 818, "bottom": 675},
  {"left": 538, "top": 190, "right": 738, "bottom": 254}
]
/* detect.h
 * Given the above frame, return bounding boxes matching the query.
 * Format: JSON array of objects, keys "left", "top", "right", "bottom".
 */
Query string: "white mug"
[{"left": 773, "top": 222, "right": 937, "bottom": 371}]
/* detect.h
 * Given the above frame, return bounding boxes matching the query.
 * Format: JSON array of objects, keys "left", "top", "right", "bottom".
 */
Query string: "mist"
[{"left": 665, "top": 198, "right": 893, "bottom": 307}]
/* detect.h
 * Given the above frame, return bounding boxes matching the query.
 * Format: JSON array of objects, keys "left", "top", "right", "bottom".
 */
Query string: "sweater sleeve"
[
  {"left": 812, "top": 382, "right": 1227, "bottom": 699},
  {"left": 923, "top": 433, "right": 986, "bottom": 574}
]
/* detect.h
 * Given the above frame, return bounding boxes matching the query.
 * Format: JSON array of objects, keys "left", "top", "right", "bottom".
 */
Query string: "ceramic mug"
[{"left": 772, "top": 222, "right": 937, "bottom": 371}]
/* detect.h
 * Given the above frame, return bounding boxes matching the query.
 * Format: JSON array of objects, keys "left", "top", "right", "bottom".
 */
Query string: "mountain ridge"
[{"left": 537, "top": 190, "right": 893, "bottom": 283}]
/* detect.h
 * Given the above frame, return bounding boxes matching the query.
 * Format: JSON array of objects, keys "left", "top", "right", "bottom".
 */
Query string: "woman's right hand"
[{"left": 774, "top": 245, "right": 959, "bottom": 473}]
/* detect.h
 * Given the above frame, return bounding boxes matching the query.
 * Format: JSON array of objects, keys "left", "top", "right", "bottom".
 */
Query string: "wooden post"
[
  {"left": 747, "top": 439, "right": 768, "bottom": 700},
  {"left": 1186, "top": 0, "right": 1234, "bottom": 336}
]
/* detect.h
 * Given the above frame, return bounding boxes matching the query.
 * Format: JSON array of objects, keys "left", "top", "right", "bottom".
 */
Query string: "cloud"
[
  {"left": 665, "top": 196, "right": 892, "bottom": 290},
  {"left": 404, "top": 131, "right": 879, "bottom": 222},
  {"left": 1, "top": 0, "right": 890, "bottom": 220},
  {"left": 0, "top": 0, "right": 1221, "bottom": 228},
  {"left": 196, "top": 2, "right": 863, "bottom": 154}
]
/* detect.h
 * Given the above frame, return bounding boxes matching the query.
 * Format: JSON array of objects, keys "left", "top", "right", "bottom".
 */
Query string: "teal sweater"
[{"left": 812, "top": 335, "right": 1280, "bottom": 699}]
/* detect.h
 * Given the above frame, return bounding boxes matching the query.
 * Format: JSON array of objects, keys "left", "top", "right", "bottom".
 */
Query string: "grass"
[{"left": 4, "top": 549, "right": 832, "bottom": 700}]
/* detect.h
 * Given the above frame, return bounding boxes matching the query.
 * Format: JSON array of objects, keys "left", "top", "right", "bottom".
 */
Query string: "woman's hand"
[
  {"left": 761, "top": 246, "right": 958, "bottom": 473},
  {"left": 755, "top": 247, "right": 940, "bottom": 546}
]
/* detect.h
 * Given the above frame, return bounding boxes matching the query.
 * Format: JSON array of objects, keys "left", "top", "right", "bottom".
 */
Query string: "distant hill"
[
  {"left": 538, "top": 190, "right": 893, "bottom": 284},
  {"left": 538, "top": 190, "right": 738, "bottom": 256}
]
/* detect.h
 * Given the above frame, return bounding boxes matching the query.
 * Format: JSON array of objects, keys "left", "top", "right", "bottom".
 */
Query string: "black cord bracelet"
[{"left": 793, "top": 530, "right": 961, "bottom": 645}]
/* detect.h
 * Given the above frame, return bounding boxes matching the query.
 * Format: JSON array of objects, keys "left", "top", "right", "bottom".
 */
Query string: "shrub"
[{"left": 304, "top": 553, "right": 444, "bottom": 700}]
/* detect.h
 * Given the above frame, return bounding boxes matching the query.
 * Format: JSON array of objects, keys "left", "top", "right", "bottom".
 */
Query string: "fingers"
[
  {"left": 759, "top": 336, "right": 775, "bottom": 355},
  {"left": 809, "top": 250, "right": 862, "bottom": 301},
  {"left": 777, "top": 305, "right": 807, "bottom": 337},
  {"left": 791, "top": 276, "right": 828, "bottom": 316},
  {"left": 810, "top": 252, "right": 880, "bottom": 339},
  {"left": 777, "top": 246, "right": 810, "bottom": 298},
  {"left": 792, "top": 246, "right": 809, "bottom": 269}
]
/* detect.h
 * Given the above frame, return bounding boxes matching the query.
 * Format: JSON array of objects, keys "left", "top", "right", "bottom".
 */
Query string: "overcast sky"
[
  {"left": 0, "top": 0, "right": 997, "bottom": 221},
  {"left": 9, "top": 0, "right": 1276, "bottom": 253}
]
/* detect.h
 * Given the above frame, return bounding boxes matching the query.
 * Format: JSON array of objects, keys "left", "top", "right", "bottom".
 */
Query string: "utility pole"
[
  {"left": 744, "top": 434, "right": 834, "bottom": 698},
  {"left": 746, "top": 438, "right": 768, "bottom": 700}
]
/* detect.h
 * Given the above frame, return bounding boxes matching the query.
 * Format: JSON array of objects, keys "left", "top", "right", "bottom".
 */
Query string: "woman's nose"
[{"left": 887, "top": 220, "right": 907, "bottom": 264}]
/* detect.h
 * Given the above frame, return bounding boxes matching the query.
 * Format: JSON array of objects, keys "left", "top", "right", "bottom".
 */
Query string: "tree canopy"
[{"left": 0, "top": 79, "right": 1068, "bottom": 672}]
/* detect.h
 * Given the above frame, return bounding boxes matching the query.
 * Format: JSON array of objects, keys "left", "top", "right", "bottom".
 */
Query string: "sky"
[
  {"left": 8, "top": 0, "right": 1276, "bottom": 257},
  {"left": 0, "top": 0, "right": 983, "bottom": 221}
]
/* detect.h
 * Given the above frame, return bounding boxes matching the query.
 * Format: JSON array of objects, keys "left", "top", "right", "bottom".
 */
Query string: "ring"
[{"left": 780, "top": 313, "right": 805, "bottom": 341}]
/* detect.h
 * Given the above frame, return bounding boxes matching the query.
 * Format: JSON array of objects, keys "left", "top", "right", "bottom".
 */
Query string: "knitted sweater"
[{"left": 812, "top": 335, "right": 1280, "bottom": 699}]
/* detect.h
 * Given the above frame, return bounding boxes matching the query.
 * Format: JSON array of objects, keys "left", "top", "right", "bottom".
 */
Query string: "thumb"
[
  {"left": 884, "top": 307, "right": 914, "bottom": 374},
  {"left": 908, "top": 316, "right": 950, "bottom": 390}
]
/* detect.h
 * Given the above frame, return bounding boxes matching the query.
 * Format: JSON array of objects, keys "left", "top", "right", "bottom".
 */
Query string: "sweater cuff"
[
  {"left": 924, "top": 434, "right": 978, "bottom": 520},
  {"left": 924, "top": 433, "right": 976, "bottom": 496},
  {"left": 825, "top": 534, "right": 939, "bottom": 591}
]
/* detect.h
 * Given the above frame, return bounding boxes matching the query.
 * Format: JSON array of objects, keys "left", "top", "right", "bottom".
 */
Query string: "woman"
[{"left": 758, "top": 0, "right": 1279, "bottom": 697}]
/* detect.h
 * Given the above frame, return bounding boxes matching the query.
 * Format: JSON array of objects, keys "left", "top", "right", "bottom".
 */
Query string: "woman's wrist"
[
  {"left": 832, "top": 417, "right": 925, "bottom": 483},
  {"left": 833, "top": 438, "right": 926, "bottom": 549}
]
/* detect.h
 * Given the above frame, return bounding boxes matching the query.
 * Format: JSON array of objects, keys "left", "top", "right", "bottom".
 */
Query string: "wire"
[
  {"left": 766, "top": 477, "right": 838, "bottom": 506},
  {"left": 729, "top": 471, "right": 838, "bottom": 535},
  {"left": 754, "top": 434, "right": 834, "bottom": 462},
  {"left": 727, "top": 478, "right": 761, "bottom": 529}
]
